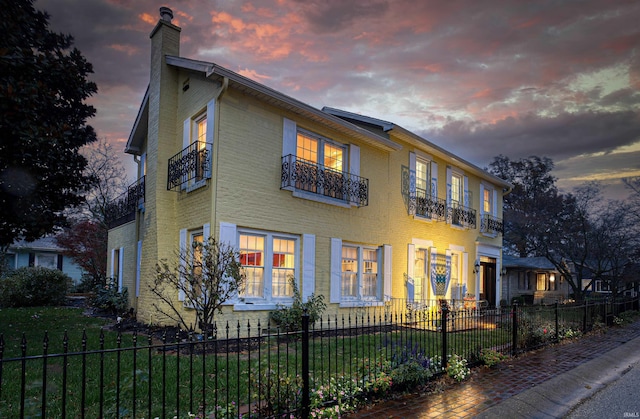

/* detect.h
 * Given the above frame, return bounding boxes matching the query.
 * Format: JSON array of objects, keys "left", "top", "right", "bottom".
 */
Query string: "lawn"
[{"left": 0, "top": 306, "right": 513, "bottom": 418}]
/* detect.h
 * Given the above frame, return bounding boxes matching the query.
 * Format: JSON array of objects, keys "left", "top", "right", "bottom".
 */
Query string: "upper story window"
[
  {"left": 281, "top": 118, "right": 368, "bottom": 207},
  {"left": 167, "top": 100, "right": 215, "bottom": 191},
  {"left": 479, "top": 183, "right": 502, "bottom": 236},
  {"left": 483, "top": 188, "right": 493, "bottom": 214},
  {"left": 446, "top": 167, "right": 475, "bottom": 229},
  {"left": 408, "top": 152, "right": 444, "bottom": 220}
]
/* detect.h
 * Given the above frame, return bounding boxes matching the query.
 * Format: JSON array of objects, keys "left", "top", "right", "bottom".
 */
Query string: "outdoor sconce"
[
  {"left": 501, "top": 267, "right": 507, "bottom": 276},
  {"left": 473, "top": 260, "right": 480, "bottom": 274},
  {"left": 550, "top": 273, "right": 556, "bottom": 282}
]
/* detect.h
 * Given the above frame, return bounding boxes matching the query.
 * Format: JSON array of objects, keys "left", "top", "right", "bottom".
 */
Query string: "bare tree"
[{"left": 151, "top": 237, "right": 246, "bottom": 332}]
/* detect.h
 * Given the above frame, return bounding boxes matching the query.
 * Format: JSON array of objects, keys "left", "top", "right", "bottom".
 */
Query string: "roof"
[
  {"left": 503, "top": 255, "right": 557, "bottom": 270},
  {"left": 126, "top": 56, "right": 403, "bottom": 155},
  {"left": 322, "top": 107, "right": 512, "bottom": 190},
  {"left": 10, "top": 236, "right": 63, "bottom": 252}
]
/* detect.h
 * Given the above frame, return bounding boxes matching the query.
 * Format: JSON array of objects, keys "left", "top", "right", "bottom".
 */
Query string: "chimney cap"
[{"left": 159, "top": 7, "right": 173, "bottom": 22}]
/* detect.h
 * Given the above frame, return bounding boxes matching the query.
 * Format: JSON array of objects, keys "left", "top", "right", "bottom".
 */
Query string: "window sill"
[{"left": 288, "top": 189, "right": 352, "bottom": 208}]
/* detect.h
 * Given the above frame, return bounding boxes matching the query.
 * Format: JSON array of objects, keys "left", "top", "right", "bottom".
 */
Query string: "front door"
[{"left": 481, "top": 260, "right": 497, "bottom": 307}]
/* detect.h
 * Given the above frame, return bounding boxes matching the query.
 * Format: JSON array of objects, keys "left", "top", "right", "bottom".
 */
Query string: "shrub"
[
  {"left": 270, "top": 276, "right": 326, "bottom": 332},
  {"left": 0, "top": 267, "right": 70, "bottom": 308},
  {"left": 90, "top": 277, "right": 128, "bottom": 315},
  {"left": 479, "top": 349, "right": 507, "bottom": 367},
  {"left": 446, "top": 354, "right": 470, "bottom": 382}
]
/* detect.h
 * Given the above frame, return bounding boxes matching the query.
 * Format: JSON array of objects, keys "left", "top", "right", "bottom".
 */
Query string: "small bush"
[
  {"left": 91, "top": 278, "right": 129, "bottom": 315},
  {"left": 446, "top": 354, "right": 470, "bottom": 382},
  {"left": 479, "top": 349, "right": 507, "bottom": 367},
  {"left": 0, "top": 267, "right": 70, "bottom": 308},
  {"left": 270, "top": 276, "right": 326, "bottom": 332}
]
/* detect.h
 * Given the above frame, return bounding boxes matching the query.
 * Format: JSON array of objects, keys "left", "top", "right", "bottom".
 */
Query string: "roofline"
[
  {"left": 322, "top": 107, "right": 512, "bottom": 190},
  {"left": 164, "top": 55, "right": 402, "bottom": 152},
  {"left": 125, "top": 85, "right": 149, "bottom": 155}
]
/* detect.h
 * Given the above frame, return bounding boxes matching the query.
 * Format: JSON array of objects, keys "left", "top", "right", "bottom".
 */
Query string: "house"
[
  {"left": 106, "top": 7, "right": 511, "bottom": 328},
  {"left": 4, "top": 236, "right": 85, "bottom": 285},
  {"left": 502, "top": 255, "right": 569, "bottom": 304}
]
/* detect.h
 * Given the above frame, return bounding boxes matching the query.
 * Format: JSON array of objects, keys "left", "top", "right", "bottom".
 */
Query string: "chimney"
[{"left": 159, "top": 6, "right": 173, "bottom": 23}]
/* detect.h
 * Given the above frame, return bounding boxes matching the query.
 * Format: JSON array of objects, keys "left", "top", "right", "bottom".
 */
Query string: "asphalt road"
[{"left": 566, "top": 360, "right": 640, "bottom": 418}]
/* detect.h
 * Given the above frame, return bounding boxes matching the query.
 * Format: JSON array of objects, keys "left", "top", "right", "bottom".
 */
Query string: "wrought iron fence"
[
  {"left": 1, "top": 297, "right": 637, "bottom": 418},
  {"left": 281, "top": 154, "right": 369, "bottom": 207}
]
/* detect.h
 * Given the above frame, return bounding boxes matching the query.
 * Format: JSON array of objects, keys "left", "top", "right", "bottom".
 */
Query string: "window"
[
  {"left": 341, "top": 245, "right": 379, "bottom": 300},
  {"left": 518, "top": 272, "right": 532, "bottom": 290},
  {"left": 239, "top": 231, "right": 297, "bottom": 301},
  {"left": 295, "top": 129, "right": 347, "bottom": 199},
  {"left": 35, "top": 254, "right": 57, "bottom": 269},
  {"left": 536, "top": 272, "right": 557, "bottom": 291},
  {"left": 416, "top": 158, "right": 430, "bottom": 199},
  {"left": 111, "top": 247, "right": 124, "bottom": 291},
  {"left": 595, "top": 280, "right": 611, "bottom": 293},
  {"left": 483, "top": 188, "right": 492, "bottom": 214},
  {"left": 446, "top": 167, "right": 472, "bottom": 228},
  {"left": 451, "top": 172, "right": 463, "bottom": 207}
]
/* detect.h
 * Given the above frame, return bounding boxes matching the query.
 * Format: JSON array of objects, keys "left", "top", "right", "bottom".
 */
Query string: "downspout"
[{"left": 210, "top": 76, "right": 229, "bottom": 240}]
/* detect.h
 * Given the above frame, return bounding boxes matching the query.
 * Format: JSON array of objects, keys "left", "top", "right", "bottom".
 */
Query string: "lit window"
[
  {"left": 483, "top": 188, "right": 492, "bottom": 213},
  {"left": 341, "top": 245, "right": 379, "bottom": 300},
  {"left": 239, "top": 232, "right": 298, "bottom": 301}
]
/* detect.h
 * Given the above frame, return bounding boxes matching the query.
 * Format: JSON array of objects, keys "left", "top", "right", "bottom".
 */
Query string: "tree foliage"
[
  {"left": 152, "top": 237, "right": 246, "bottom": 332},
  {"left": 488, "top": 155, "right": 561, "bottom": 257},
  {"left": 55, "top": 219, "right": 107, "bottom": 283},
  {"left": 0, "top": 0, "right": 97, "bottom": 249}
]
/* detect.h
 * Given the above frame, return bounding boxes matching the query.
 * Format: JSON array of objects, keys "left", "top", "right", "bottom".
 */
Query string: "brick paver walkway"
[{"left": 346, "top": 320, "right": 640, "bottom": 418}]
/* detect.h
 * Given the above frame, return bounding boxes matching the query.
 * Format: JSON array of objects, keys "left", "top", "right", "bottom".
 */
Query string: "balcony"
[
  {"left": 105, "top": 176, "right": 145, "bottom": 229},
  {"left": 413, "top": 195, "right": 447, "bottom": 221},
  {"left": 447, "top": 202, "right": 477, "bottom": 229},
  {"left": 480, "top": 214, "right": 503, "bottom": 235},
  {"left": 281, "top": 154, "right": 369, "bottom": 207},
  {"left": 167, "top": 141, "right": 212, "bottom": 191}
]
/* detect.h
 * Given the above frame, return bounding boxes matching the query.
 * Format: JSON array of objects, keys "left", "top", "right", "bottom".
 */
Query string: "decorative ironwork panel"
[
  {"left": 431, "top": 253, "right": 449, "bottom": 296},
  {"left": 281, "top": 155, "right": 369, "bottom": 206},
  {"left": 447, "top": 203, "right": 477, "bottom": 229},
  {"left": 480, "top": 214, "right": 504, "bottom": 235},
  {"left": 105, "top": 176, "right": 146, "bottom": 229},
  {"left": 416, "top": 195, "right": 447, "bottom": 221},
  {"left": 167, "top": 141, "right": 212, "bottom": 191}
]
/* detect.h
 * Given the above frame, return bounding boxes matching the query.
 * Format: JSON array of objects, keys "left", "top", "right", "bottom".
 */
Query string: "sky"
[{"left": 36, "top": 0, "right": 640, "bottom": 201}]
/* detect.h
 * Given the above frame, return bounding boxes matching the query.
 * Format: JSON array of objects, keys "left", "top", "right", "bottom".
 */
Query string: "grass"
[{"left": 0, "top": 306, "right": 516, "bottom": 418}]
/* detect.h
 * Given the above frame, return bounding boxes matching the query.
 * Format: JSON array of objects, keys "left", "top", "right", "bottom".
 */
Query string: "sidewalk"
[{"left": 346, "top": 320, "right": 640, "bottom": 418}]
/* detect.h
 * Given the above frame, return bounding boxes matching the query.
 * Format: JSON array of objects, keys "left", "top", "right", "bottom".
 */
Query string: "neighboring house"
[
  {"left": 106, "top": 8, "right": 511, "bottom": 328},
  {"left": 502, "top": 255, "right": 569, "bottom": 305},
  {"left": 580, "top": 262, "right": 640, "bottom": 298},
  {"left": 4, "top": 236, "right": 85, "bottom": 285}
]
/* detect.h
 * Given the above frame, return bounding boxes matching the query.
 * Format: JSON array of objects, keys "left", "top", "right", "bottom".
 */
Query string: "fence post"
[
  {"left": 441, "top": 300, "right": 448, "bottom": 370},
  {"left": 301, "top": 311, "right": 310, "bottom": 419},
  {"left": 554, "top": 303, "right": 559, "bottom": 343},
  {"left": 511, "top": 302, "right": 518, "bottom": 357},
  {"left": 583, "top": 300, "right": 588, "bottom": 332}
]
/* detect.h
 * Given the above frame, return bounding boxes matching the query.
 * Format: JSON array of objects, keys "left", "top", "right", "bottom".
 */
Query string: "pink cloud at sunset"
[{"left": 34, "top": 0, "right": 640, "bottom": 201}]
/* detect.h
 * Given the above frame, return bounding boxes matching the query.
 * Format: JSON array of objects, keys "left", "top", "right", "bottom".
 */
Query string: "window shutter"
[
  {"left": 136, "top": 241, "right": 142, "bottom": 297},
  {"left": 110, "top": 249, "right": 115, "bottom": 278},
  {"left": 407, "top": 243, "right": 415, "bottom": 302},
  {"left": 408, "top": 152, "right": 416, "bottom": 215},
  {"left": 479, "top": 184, "right": 485, "bottom": 214},
  {"left": 57, "top": 254, "right": 63, "bottom": 271},
  {"left": 330, "top": 238, "right": 342, "bottom": 303},
  {"left": 282, "top": 118, "right": 297, "bottom": 158},
  {"left": 349, "top": 144, "right": 361, "bottom": 206},
  {"left": 463, "top": 176, "right": 469, "bottom": 207},
  {"left": 178, "top": 229, "right": 187, "bottom": 301},
  {"left": 493, "top": 188, "right": 498, "bottom": 216},
  {"left": 29, "top": 252, "right": 35, "bottom": 267},
  {"left": 429, "top": 247, "right": 437, "bottom": 295},
  {"left": 140, "top": 152, "right": 146, "bottom": 176},
  {"left": 383, "top": 244, "right": 392, "bottom": 301},
  {"left": 302, "top": 234, "right": 316, "bottom": 302},
  {"left": 444, "top": 249, "right": 452, "bottom": 297},
  {"left": 462, "top": 252, "right": 469, "bottom": 297},
  {"left": 181, "top": 118, "right": 190, "bottom": 189},
  {"left": 118, "top": 247, "right": 124, "bottom": 292},
  {"left": 446, "top": 167, "right": 452, "bottom": 206},
  {"left": 430, "top": 161, "right": 438, "bottom": 199},
  {"left": 219, "top": 222, "right": 237, "bottom": 248},
  {"left": 205, "top": 100, "right": 215, "bottom": 179}
]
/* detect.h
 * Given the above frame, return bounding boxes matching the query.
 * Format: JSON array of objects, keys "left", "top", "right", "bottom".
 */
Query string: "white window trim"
[
  {"left": 35, "top": 253, "right": 57, "bottom": 269},
  {"left": 330, "top": 239, "right": 390, "bottom": 307}
]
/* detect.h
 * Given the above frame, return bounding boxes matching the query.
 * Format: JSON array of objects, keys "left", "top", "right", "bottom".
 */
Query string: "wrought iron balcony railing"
[
  {"left": 281, "top": 154, "right": 369, "bottom": 207},
  {"left": 105, "top": 176, "right": 145, "bottom": 229},
  {"left": 447, "top": 202, "right": 477, "bottom": 229},
  {"left": 412, "top": 194, "right": 447, "bottom": 221},
  {"left": 167, "top": 141, "right": 212, "bottom": 191},
  {"left": 480, "top": 213, "right": 504, "bottom": 235}
]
